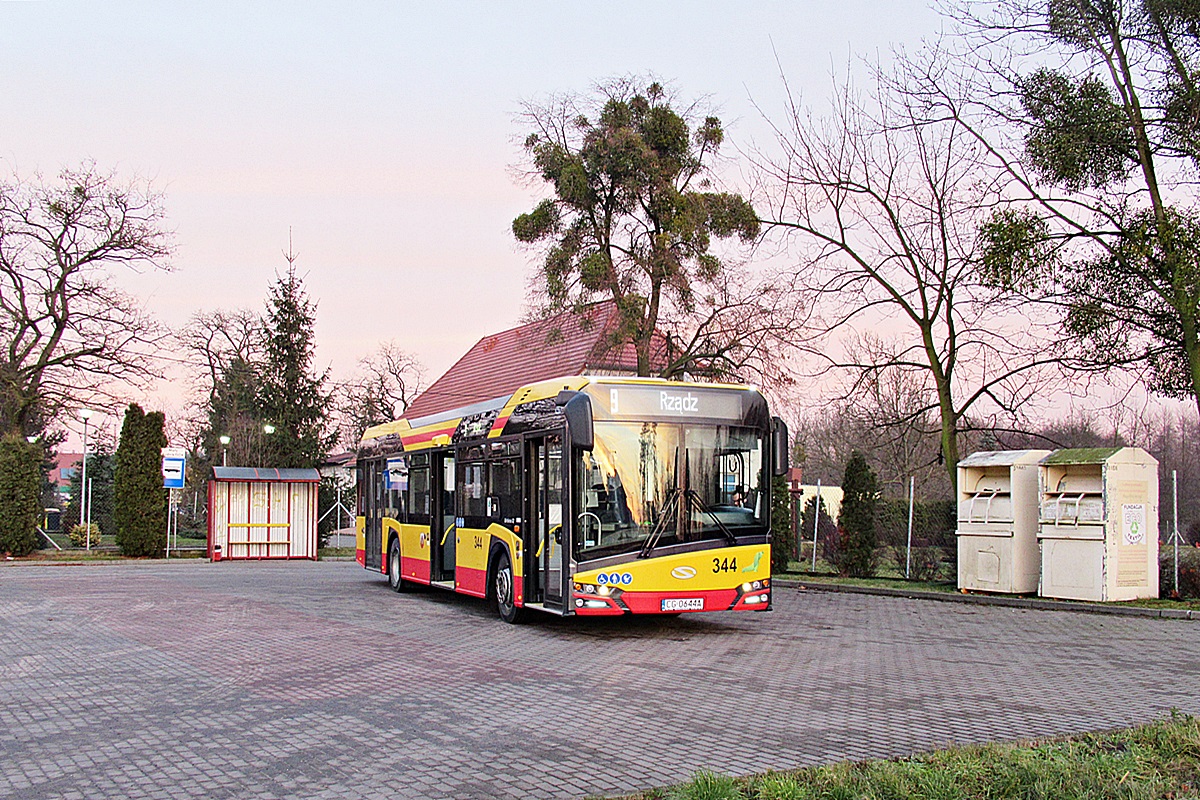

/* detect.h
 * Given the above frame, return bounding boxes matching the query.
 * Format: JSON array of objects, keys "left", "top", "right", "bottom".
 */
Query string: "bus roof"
[{"left": 360, "top": 374, "right": 756, "bottom": 453}]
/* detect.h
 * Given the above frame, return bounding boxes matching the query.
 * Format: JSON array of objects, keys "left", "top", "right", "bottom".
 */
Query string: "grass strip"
[{"left": 611, "top": 713, "right": 1199, "bottom": 800}]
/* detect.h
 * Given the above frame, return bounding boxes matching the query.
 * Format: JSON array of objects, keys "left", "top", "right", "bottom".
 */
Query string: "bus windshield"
[{"left": 575, "top": 420, "right": 766, "bottom": 561}]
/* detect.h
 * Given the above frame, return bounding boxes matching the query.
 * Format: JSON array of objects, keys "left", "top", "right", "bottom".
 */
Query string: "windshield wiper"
[
  {"left": 640, "top": 488, "right": 738, "bottom": 558},
  {"left": 640, "top": 487, "right": 683, "bottom": 558},
  {"left": 687, "top": 490, "right": 739, "bottom": 547}
]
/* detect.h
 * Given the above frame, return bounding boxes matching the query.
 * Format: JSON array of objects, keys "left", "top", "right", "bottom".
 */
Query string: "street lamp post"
[
  {"left": 219, "top": 435, "right": 231, "bottom": 467},
  {"left": 79, "top": 409, "right": 93, "bottom": 549}
]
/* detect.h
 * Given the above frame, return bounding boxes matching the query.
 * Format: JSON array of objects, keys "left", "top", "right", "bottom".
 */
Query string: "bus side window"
[
  {"left": 409, "top": 466, "right": 430, "bottom": 525},
  {"left": 488, "top": 458, "right": 519, "bottom": 522},
  {"left": 357, "top": 465, "right": 367, "bottom": 516},
  {"left": 461, "top": 462, "right": 485, "bottom": 519},
  {"left": 385, "top": 456, "right": 407, "bottom": 522}
]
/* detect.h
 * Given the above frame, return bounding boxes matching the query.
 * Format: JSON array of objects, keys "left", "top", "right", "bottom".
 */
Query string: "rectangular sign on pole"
[{"left": 162, "top": 457, "right": 186, "bottom": 489}]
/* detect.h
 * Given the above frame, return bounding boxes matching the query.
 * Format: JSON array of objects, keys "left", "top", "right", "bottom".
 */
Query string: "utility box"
[
  {"left": 1037, "top": 448, "right": 1159, "bottom": 602},
  {"left": 956, "top": 449, "right": 1050, "bottom": 594},
  {"left": 208, "top": 467, "right": 321, "bottom": 561}
]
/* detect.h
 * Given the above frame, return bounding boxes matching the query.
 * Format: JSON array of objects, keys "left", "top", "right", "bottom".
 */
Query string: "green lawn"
[{"left": 616, "top": 713, "right": 1199, "bottom": 800}]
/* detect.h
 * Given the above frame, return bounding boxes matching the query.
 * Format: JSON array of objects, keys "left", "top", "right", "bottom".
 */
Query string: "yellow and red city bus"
[{"left": 356, "top": 375, "right": 788, "bottom": 623}]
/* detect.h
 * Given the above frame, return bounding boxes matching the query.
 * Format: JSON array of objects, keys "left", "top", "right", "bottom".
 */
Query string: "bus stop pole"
[
  {"left": 905, "top": 475, "right": 915, "bottom": 579},
  {"left": 1174, "top": 470, "right": 1180, "bottom": 596},
  {"left": 811, "top": 479, "right": 821, "bottom": 572}
]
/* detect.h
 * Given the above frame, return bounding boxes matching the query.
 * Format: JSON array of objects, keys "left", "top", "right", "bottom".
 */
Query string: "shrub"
[
  {"left": 1159, "top": 546, "right": 1200, "bottom": 599},
  {"left": 877, "top": 498, "right": 956, "bottom": 549},
  {"left": 908, "top": 546, "right": 949, "bottom": 582},
  {"left": 835, "top": 451, "right": 879, "bottom": 577},
  {"left": 68, "top": 523, "right": 101, "bottom": 548},
  {"left": 114, "top": 404, "right": 168, "bottom": 557},
  {"left": 770, "top": 475, "right": 793, "bottom": 575},
  {"left": 0, "top": 436, "right": 41, "bottom": 556}
]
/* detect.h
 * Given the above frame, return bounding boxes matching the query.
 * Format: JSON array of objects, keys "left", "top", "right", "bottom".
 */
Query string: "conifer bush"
[
  {"left": 0, "top": 435, "right": 42, "bottom": 556},
  {"left": 835, "top": 451, "right": 879, "bottom": 578},
  {"left": 114, "top": 404, "right": 168, "bottom": 557},
  {"left": 770, "top": 475, "right": 793, "bottom": 575}
]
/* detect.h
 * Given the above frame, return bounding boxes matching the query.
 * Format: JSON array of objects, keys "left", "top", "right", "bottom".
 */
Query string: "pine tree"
[
  {"left": 257, "top": 249, "right": 334, "bottom": 468},
  {"left": 114, "top": 404, "right": 167, "bottom": 557},
  {"left": 0, "top": 435, "right": 42, "bottom": 556},
  {"left": 836, "top": 451, "right": 879, "bottom": 578},
  {"left": 770, "top": 474, "right": 793, "bottom": 575}
]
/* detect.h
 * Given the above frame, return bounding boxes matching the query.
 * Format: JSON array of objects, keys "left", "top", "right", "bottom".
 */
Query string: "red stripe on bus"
[
  {"left": 401, "top": 424, "right": 458, "bottom": 447},
  {"left": 455, "top": 565, "right": 488, "bottom": 598},
  {"left": 402, "top": 555, "right": 431, "bottom": 584}
]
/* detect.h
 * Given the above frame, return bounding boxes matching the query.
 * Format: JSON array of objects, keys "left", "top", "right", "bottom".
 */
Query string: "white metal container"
[
  {"left": 1037, "top": 448, "right": 1159, "bottom": 602},
  {"left": 207, "top": 467, "right": 321, "bottom": 561},
  {"left": 956, "top": 450, "right": 1050, "bottom": 593}
]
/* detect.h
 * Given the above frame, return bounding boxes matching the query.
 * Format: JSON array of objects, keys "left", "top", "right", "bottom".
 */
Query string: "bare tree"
[
  {"left": 657, "top": 266, "right": 808, "bottom": 387},
  {"left": 0, "top": 164, "right": 172, "bottom": 438},
  {"left": 333, "top": 341, "right": 424, "bottom": 449},
  {"left": 178, "top": 309, "right": 264, "bottom": 410},
  {"left": 791, "top": 356, "right": 951, "bottom": 498},
  {"left": 923, "top": 0, "right": 1200, "bottom": 419},
  {"left": 177, "top": 308, "right": 266, "bottom": 467},
  {"left": 755, "top": 69, "right": 1073, "bottom": 491}
]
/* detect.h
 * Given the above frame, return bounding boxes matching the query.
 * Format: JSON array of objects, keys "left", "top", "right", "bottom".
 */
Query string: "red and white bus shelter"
[{"left": 207, "top": 467, "right": 321, "bottom": 561}]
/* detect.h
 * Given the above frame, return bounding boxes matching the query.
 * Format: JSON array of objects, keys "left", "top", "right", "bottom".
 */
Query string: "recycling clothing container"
[
  {"left": 1037, "top": 447, "right": 1159, "bottom": 602},
  {"left": 956, "top": 449, "right": 1050, "bottom": 594},
  {"left": 208, "top": 467, "right": 321, "bottom": 560}
]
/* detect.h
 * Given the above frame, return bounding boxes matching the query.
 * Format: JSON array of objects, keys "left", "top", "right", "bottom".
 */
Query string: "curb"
[
  {"left": 775, "top": 578, "right": 1197, "bottom": 620},
  {"left": 2, "top": 556, "right": 357, "bottom": 567}
]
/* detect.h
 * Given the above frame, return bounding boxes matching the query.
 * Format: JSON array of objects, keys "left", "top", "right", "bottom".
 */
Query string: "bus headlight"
[{"left": 741, "top": 580, "right": 766, "bottom": 592}]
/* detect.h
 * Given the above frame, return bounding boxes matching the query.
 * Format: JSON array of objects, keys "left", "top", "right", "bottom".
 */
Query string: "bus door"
[
  {"left": 527, "top": 434, "right": 565, "bottom": 608},
  {"left": 363, "top": 459, "right": 383, "bottom": 570},
  {"left": 430, "top": 451, "right": 456, "bottom": 584}
]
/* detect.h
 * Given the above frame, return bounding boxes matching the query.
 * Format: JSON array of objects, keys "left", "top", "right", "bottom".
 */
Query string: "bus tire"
[
  {"left": 493, "top": 551, "right": 527, "bottom": 624},
  {"left": 387, "top": 538, "right": 408, "bottom": 593}
]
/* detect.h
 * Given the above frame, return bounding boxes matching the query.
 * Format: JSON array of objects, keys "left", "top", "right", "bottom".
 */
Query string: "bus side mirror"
[
  {"left": 772, "top": 416, "right": 789, "bottom": 477},
  {"left": 562, "top": 393, "right": 594, "bottom": 451}
]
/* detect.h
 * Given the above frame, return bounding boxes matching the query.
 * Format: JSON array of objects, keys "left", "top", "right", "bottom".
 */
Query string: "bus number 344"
[{"left": 712, "top": 557, "right": 738, "bottom": 573}]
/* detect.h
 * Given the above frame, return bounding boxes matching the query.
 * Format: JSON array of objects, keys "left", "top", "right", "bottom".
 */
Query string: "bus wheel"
[
  {"left": 387, "top": 539, "right": 407, "bottom": 593},
  {"left": 493, "top": 551, "right": 527, "bottom": 624}
]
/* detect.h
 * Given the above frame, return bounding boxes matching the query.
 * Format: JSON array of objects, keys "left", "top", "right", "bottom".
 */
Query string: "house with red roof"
[{"left": 403, "top": 302, "right": 667, "bottom": 421}]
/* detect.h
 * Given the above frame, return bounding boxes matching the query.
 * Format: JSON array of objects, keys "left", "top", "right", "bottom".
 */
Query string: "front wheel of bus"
[
  {"left": 387, "top": 539, "right": 407, "bottom": 593},
  {"left": 493, "top": 551, "right": 526, "bottom": 624}
]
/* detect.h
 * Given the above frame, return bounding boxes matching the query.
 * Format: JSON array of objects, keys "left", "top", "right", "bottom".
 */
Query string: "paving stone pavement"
[{"left": 2, "top": 560, "right": 1198, "bottom": 800}]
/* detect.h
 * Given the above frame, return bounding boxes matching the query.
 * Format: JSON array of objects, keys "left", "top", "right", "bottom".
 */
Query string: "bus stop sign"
[{"left": 162, "top": 447, "right": 187, "bottom": 489}]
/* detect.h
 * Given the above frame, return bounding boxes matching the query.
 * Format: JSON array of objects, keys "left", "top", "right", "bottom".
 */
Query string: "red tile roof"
[{"left": 404, "top": 302, "right": 666, "bottom": 419}]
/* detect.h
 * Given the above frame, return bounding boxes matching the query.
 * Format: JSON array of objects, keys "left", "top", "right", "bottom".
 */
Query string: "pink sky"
[{"left": 2, "top": 1, "right": 943, "bottom": 443}]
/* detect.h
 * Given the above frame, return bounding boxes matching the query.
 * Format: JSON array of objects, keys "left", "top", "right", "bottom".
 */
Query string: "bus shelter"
[{"left": 207, "top": 467, "right": 321, "bottom": 561}]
